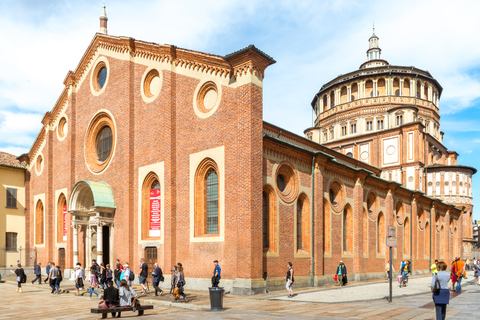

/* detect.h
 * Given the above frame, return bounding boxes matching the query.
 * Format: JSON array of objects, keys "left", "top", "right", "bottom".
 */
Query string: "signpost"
[{"left": 386, "top": 226, "right": 397, "bottom": 303}]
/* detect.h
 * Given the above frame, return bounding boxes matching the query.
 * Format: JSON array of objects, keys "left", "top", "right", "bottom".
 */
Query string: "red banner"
[
  {"left": 149, "top": 189, "right": 161, "bottom": 237},
  {"left": 63, "top": 205, "right": 68, "bottom": 241}
]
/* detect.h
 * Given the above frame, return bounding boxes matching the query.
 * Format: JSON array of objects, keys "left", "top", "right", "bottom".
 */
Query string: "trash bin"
[{"left": 209, "top": 287, "right": 224, "bottom": 311}]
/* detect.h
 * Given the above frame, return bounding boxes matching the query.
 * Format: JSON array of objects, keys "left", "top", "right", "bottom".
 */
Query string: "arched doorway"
[{"left": 68, "top": 180, "right": 116, "bottom": 268}]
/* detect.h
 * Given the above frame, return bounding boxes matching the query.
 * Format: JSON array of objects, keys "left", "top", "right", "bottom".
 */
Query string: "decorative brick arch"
[
  {"left": 343, "top": 203, "right": 353, "bottom": 254},
  {"left": 35, "top": 200, "right": 44, "bottom": 245},
  {"left": 377, "top": 211, "right": 385, "bottom": 255},
  {"left": 57, "top": 193, "right": 67, "bottom": 243},
  {"left": 296, "top": 193, "right": 310, "bottom": 253}
]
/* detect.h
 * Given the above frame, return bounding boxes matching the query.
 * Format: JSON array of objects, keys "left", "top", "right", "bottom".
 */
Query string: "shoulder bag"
[{"left": 433, "top": 274, "right": 441, "bottom": 294}]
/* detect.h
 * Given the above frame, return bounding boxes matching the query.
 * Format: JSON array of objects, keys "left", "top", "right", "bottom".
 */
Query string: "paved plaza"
[{"left": 1, "top": 275, "right": 479, "bottom": 319}]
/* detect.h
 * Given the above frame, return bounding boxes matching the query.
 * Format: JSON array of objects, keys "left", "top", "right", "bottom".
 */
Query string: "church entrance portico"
[{"left": 68, "top": 180, "right": 116, "bottom": 268}]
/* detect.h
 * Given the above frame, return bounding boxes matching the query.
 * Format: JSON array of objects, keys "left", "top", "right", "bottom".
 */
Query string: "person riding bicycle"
[{"left": 402, "top": 260, "right": 411, "bottom": 283}]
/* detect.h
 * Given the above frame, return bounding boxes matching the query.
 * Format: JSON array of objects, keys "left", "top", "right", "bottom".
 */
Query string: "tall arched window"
[
  {"left": 57, "top": 194, "right": 67, "bottom": 243},
  {"left": 262, "top": 185, "right": 277, "bottom": 252},
  {"left": 363, "top": 209, "right": 368, "bottom": 255},
  {"left": 205, "top": 169, "right": 219, "bottom": 234},
  {"left": 343, "top": 204, "right": 353, "bottom": 254},
  {"left": 35, "top": 200, "right": 44, "bottom": 245},
  {"left": 425, "top": 222, "right": 430, "bottom": 258},
  {"left": 142, "top": 172, "right": 161, "bottom": 239},
  {"left": 323, "top": 199, "right": 330, "bottom": 254},
  {"left": 297, "top": 194, "right": 310, "bottom": 253},
  {"left": 377, "top": 212, "right": 385, "bottom": 254},
  {"left": 404, "top": 218, "right": 410, "bottom": 256},
  {"left": 195, "top": 158, "right": 220, "bottom": 237}
]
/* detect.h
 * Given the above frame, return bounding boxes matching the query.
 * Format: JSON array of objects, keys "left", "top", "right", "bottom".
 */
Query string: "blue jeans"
[
  {"left": 435, "top": 304, "right": 447, "bottom": 320},
  {"left": 456, "top": 276, "right": 463, "bottom": 292},
  {"left": 89, "top": 287, "right": 99, "bottom": 298},
  {"left": 402, "top": 271, "right": 408, "bottom": 281}
]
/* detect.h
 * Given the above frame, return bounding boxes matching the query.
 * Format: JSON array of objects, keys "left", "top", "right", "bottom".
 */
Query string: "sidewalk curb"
[{"left": 143, "top": 299, "right": 209, "bottom": 311}]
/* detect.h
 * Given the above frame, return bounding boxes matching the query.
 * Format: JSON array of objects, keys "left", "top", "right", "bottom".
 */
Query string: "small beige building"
[{"left": 0, "top": 152, "right": 26, "bottom": 268}]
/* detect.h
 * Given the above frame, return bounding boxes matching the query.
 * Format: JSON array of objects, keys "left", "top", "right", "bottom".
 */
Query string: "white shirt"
[{"left": 75, "top": 267, "right": 84, "bottom": 279}]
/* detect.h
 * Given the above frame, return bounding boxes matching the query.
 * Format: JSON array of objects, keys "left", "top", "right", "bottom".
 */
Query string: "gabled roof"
[{"left": 0, "top": 151, "right": 25, "bottom": 170}]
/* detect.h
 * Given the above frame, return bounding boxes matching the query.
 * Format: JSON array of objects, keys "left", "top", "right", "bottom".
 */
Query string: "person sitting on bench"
[{"left": 104, "top": 280, "right": 119, "bottom": 318}]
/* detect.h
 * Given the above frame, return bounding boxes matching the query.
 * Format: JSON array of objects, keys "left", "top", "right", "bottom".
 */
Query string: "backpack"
[
  {"left": 57, "top": 270, "right": 63, "bottom": 282},
  {"left": 21, "top": 273, "right": 27, "bottom": 283},
  {"left": 129, "top": 270, "right": 135, "bottom": 281},
  {"left": 114, "top": 268, "right": 120, "bottom": 280}
]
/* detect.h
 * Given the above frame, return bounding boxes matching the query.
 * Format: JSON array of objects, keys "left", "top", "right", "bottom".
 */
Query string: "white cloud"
[{"left": 0, "top": 111, "right": 43, "bottom": 151}]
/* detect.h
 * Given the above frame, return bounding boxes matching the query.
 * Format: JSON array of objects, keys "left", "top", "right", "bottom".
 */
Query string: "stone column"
[
  {"left": 96, "top": 222, "right": 103, "bottom": 265},
  {"left": 72, "top": 223, "right": 79, "bottom": 267}
]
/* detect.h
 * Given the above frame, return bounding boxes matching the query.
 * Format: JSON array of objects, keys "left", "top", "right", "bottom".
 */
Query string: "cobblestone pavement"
[{"left": 1, "top": 274, "right": 479, "bottom": 319}]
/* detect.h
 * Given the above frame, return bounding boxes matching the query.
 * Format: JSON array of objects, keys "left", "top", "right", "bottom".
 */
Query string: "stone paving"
[{"left": 1, "top": 274, "right": 479, "bottom": 319}]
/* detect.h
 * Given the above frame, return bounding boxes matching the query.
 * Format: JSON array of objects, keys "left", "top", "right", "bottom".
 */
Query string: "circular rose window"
[
  {"left": 85, "top": 111, "right": 116, "bottom": 174},
  {"left": 193, "top": 80, "right": 222, "bottom": 118},
  {"left": 274, "top": 162, "right": 299, "bottom": 203},
  {"left": 57, "top": 117, "right": 67, "bottom": 140},
  {"left": 141, "top": 68, "right": 162, "bottom": 102},
  {"left": 35, "top": 154, "right": 44, "bottom": 175}
]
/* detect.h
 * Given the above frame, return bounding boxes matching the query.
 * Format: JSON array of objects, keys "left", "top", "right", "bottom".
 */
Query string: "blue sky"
[{"left": 1, "top": 0, "right": 480, "bottom": 220}]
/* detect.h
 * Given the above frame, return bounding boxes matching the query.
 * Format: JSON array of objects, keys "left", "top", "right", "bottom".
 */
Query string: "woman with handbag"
[
  {"left": 431, "top": 261, "right": 450, "bottom": 320},
  {"left": 473, "top": 260, "right": 480, "bottom": 285},
  {"left": 10, "top": 263, "right": 25, "bottom": 293}
]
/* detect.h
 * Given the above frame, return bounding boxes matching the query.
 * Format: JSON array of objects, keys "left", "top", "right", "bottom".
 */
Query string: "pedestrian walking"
[
  {"left": 152, "top": 262, "right": 164, "bottom": 296},
  {"left": 401, "top": 260, "right": 411, "bottom": 284},
  {"left": 44, "top": 262, "right": 51, "bottom": 283},
  {"left": 385, "top": 262, "right": 395, "bottom": 280},
  {"left": 139, "top": 258, "right": 148, "bottom": 294},
  {"left": 55, "top": 266, "right": 63, "bottom": 293},
  {"left": 212, "top": 260, "right": 221, "bottom": 287},
  {"left": 170, "top": 265, "right": 177, "bottom": 296},
  {"left": 283, "top": 262, "right": 294, "bottom": 298},
  {"left": 124, "top": 263, "right": 132, "bottom": 286},
  {"left": 174, "top": 263, "right": 186, "bottom": 301},
  {"left": 431, "top": 261, "right": 450, "bottom": 320},
  {"left": 336, "top": 261, "right": 347, "bottom": 286},
  {"left": 47, "top": 262, "right": 59, "bottom": 294},
  {"left": 75, "top": 263, "right": 86, "bottom": 296},
  {"left": 431, "top": 259, "right": 438, "bottom": 274},
  {"left": 119, "top": 279, "right": 136, "bottom": 307},
  {"left": 474, "top": 260, "right": 480, "bottom": 285},
  {"left": 99, "top": 262, "right": 106, "bottom": 289},
  {"left": 10, "top": 263, "right": 25, "bottom": 293},
  {"left": 32, "top": 262, "right": 42, "bottom": 285},
  {"left": 87, "top": 268, "right": 101, "bottom": 300},
  {"left": 114, "top": 263, "right": 122, "bottom": 288},
  {"left": 105, "top": 264, "right": 113, "bottom": 285},
  {"left": 452, "top": 257, "right": 465, "bottom": 292}
]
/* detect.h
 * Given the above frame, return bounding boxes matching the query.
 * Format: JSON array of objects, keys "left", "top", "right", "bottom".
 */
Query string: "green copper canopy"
[{"left": 83, "top": 180, "right": 116, "bottom": 208}]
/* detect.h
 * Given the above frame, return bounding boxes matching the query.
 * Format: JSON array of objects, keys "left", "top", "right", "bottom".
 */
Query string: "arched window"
[
  {"left": 403, "top": 79, "right": 410, "bottom": 96},
  {"left": 35, "top": 200, "right": 44, "bottom": 245},
  {"left": 296, "top": 194, "right": 310, "bottom": 253},
  {"left": 377, "top": 78, "right": 386, "bottom": 96},
  {"left": 425, "top": 222, "right": 430, "bottom": 258},
  {"left": 351, "top": 83, "right": 358, "bottom": 101},
  {"left": 404, "top": 218, "right": 410, "bottom": 256},
  {"left": 195, "top": 158, "right": 220, "bottom": 236},
  {"left": 343, "top": 204, "right": 353, "bottom": 253},
  {"left": 365, "top": 80, "right": 374, "bottom": 97},
  {"left": 323, "top": 198, "right": 330, "bottom": 254},
  {"left": 262, "top": 185, "right": 277, "bottom": 252},
  {"left": 205, "top": 169, "right": 219, "bottom": 234},
  {"left": 142, "top": 172, "right": 161, "bottom": 239},
  {"left": 363, "top": 209, "right": 368, "bottom": 255},
  {"left": 393, "top": 78, "right": 400, "bottom": 96},
  {"left": 340, "top": 86, "right": 348, "bottom": 103},
  {"left": 377, "top": 212, "right": 385, "bottom": 254},
  {"left": 57, "top": 194, "right": 67, "bottom": 243}
]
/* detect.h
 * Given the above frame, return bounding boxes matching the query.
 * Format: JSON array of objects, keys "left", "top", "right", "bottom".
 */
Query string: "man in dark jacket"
[
  {"left": 335, "top": 261, "right": 348, "bottom": 287},
  {"left": 152, "top": 263, "right": 163, "bottom": 296},
  {"left": 44, "top": 262, "right": 51, "bottom": 283},
  {"left": 32, "top": 262, "right": 42, "bottom": 284},
  {"left": 104, "top": 280, "right": 119, "bottom": 318}
]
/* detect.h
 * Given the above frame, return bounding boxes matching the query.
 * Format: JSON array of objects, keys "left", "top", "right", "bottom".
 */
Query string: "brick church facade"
[{"left": 19, "top": 11, "right": 474, "bottom": 294}]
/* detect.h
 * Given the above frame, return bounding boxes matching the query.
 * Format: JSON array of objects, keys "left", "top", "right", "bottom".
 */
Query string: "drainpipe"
[
  {"left": 311, "top": 154, "right": 316, "bottom": 287},
  {"left": 410, "top": 193, "right": 414, "bottom": 271},
  {"left": 429, "top": 200, "right": 434, "bottom": 267}
]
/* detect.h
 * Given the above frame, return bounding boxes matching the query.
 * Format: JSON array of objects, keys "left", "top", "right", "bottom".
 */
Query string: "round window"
[
  {"left": 96, "top": 126, "right": 113, "bottom": 162},
  {"left": 428, "top": 182, "right": 433, "bottom": 187},
  {"left": 36, "top": 155, "right": 43, "bottom": 175},
  {"left": 58, "top": 117, "right": 67, "bottom": 139},
  {"left": 143, "top": 69, "right": 162, "bottom": 99},
  {"left": 346, "top": 152, "right": 353, "bottom": 157},
  {"left": 274, "top": 162, "right": 299, "bottom": 203},
  {"left": 91, "top": 59, "right": 109, "bottom": 94},
  {"left": 85, "top": 111, "right": 116, "bottom": 173},
  {"left": 445, "top": 181, "right": 449, "bottom": 186}
]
